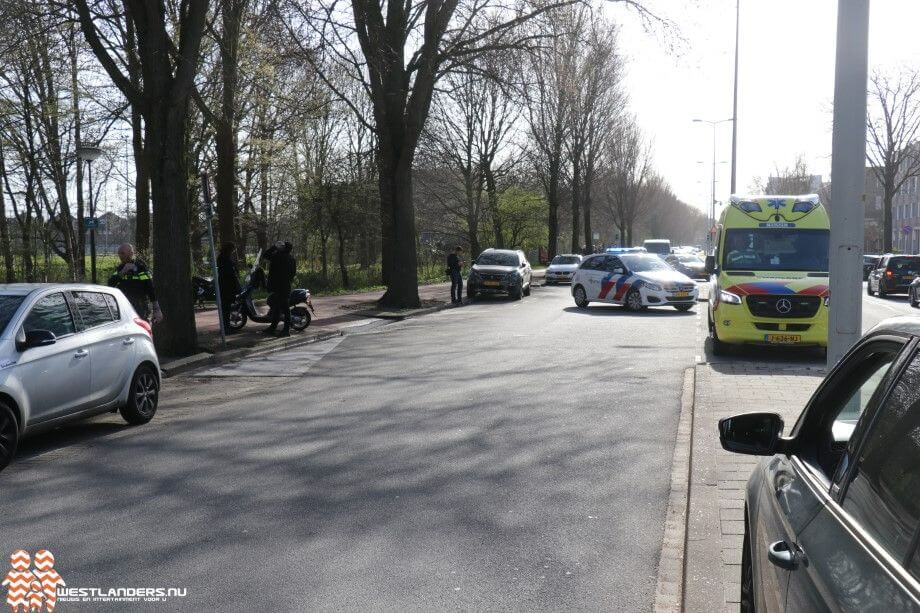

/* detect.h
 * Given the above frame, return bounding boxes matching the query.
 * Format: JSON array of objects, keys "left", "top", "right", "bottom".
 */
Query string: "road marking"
[{"left": 196, "top": 336, "right": 345, "bottom": 377}]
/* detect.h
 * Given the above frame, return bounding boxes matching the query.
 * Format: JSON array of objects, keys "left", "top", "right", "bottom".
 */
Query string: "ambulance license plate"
[{"left": 765, "top": 334, "right": 801, "bottom": 344}]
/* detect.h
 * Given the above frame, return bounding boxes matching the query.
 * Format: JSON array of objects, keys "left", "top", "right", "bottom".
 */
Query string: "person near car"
[
  {"left": 262, "top": 240, "right": 296, "bottom": 336},
  {"left": 447, "top": 246, "right": 464, "bottom": 304},
  {"left": 217, "top": 242, "right": 242, "bottom": 333},
  {"left": 108, "top": 243, "right": 163, "bottom": 323}
]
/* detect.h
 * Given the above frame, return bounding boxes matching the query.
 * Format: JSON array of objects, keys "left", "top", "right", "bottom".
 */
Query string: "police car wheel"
[
  {"left": 120, "top": 364, "right": 159, "bottom": 425},
  {"left": 573, "top": 285, "right": 589, "bottom": 308},
  {"left": 0, "top": 402, "right": 19, "bottom": 472},
  {"left": 625, "top": 288, "right": 644, "bottom": 311},
  {"left": 523, "top": 283, "right": 531, "bottom": 297},
  {"left": 291, "top": 306, "right": 311, "bottom": 331}
]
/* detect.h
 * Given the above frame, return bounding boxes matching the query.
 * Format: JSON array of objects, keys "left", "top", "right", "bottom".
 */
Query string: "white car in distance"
[
  {"left": 571, "top": 253, "right": 698, "bottom": 312},
  {"left": 0, "top": 284, "right": 160, "bottom": 472},
  {"left": 544, "top": 254, "right": 583, "bottom": 285}
]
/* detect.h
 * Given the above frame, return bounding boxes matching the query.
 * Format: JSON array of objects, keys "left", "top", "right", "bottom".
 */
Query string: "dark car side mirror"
[
  {"left": 705, "top": 255, "right": 717, "bottom": 275},
  {"left": 718, "top": 412, "right": 785, "bottom": 456},
  {"left": 16, "top": 329, "right": 57, "bottom": 352}
]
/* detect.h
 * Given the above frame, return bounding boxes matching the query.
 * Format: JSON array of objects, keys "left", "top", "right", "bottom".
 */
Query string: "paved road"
[
  {"left": 0, "top": 284, "right": 699, "bottom": 612},
  {"left": 861, "top": 281, "right": 917, "bottom": 330}
]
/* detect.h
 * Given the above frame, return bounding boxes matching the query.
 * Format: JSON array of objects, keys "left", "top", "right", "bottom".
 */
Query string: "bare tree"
[
  {"left": 601, "top": 118, "right": 651, "bottom": 247},
  {"left": 764, "top": 155, "right": 815, "bottom": 195},
  {"left": 866, "top": 69, "right": 920, "bottom": 252},
  {"left": 74, "top": 0, "right": 209, "bottom": 355}
]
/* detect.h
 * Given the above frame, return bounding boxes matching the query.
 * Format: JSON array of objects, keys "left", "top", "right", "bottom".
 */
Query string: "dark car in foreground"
[
  {"left": 467, "top": 249, "right": 532, "bottom": 300},
  {"left": 868, "top": 254, "right": 920, "bottom": 296},
  {"left": 719, "top": 316, "right": 920, "bottom": 611}
]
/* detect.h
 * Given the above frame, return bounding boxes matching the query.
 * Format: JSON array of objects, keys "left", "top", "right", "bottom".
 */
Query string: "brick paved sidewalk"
[{"left": 683, "top": 362, "right": 825, "bottom": 612}]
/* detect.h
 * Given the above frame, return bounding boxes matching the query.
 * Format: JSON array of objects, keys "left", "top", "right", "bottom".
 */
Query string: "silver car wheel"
[{"left": 134, "top": 372, "right": 158, "bottom": 417}]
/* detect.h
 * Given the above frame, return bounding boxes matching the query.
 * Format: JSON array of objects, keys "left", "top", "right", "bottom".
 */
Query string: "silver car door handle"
[
  {"left": 122, "top": 338, "right": 135, "bottom": 345},
  {"left": 74, "top": 349, "right": 89, "bottom": 358}
]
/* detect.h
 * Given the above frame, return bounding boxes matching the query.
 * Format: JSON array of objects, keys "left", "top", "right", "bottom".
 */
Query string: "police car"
[{"left": 571, "top": 252, "right": 698, "bottom": 311}]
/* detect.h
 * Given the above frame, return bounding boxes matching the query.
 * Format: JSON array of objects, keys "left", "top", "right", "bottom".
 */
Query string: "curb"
[
  {"left": 653, "top": 366, "right": 696, "bottom": 613},
  {"left": 159, "top": 329, "right": 344, "bottom": 378}
]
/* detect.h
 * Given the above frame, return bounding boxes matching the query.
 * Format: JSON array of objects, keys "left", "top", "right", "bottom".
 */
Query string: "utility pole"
[
  {"left": 827, "top": 0, "right": 870, "bottom": 366},
  {"left": 694, "top": 118, "right": 733, "bottom": 253},
  {"left": 730, "top": 0, "right": 740, "bottom": 194}
]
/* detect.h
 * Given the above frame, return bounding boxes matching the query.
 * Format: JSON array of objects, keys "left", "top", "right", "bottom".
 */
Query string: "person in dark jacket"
[
  {"left": 447, "top": 246, "right": 464, "bottom": 304},
  {"left": 217, "top": 242, "right": 242, "bottom": 332},
  {"left": 262, "top": 241, "right": 296, "bottom": 336},
  {"left": 109, "top": 243, "right": 163, "bottom": 323}
]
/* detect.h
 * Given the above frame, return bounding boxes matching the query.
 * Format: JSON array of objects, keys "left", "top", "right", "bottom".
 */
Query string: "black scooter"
[{"left": 226, "top": 254, "right": 314, "bottom": 332}]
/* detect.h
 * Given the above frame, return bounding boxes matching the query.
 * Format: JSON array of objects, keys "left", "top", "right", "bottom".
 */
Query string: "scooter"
[{"left": 226, "top": 252, "right": 314, "bottom": 332}]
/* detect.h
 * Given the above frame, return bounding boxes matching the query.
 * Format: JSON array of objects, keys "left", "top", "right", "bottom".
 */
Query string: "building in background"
[{"left": 891, "top": 174, "right": 920, "bottom": 254}]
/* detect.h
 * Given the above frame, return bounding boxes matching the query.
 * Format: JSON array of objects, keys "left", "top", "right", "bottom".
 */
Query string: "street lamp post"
[
  {"left": 731, "top": 0, "right": 740, "bottom": 194},
  {"left": 693, "top": 118, "right": 733, "bottom": 253},
  {"left": 77, "top": 145, "right": 103, "bottom": 283}
]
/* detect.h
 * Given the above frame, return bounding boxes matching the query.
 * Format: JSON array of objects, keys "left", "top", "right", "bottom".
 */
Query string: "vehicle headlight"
[
  {"left": 645, "top": 283, "right": 662, "bottom": 292},
  {"left": 720, "top": 290, "right": 742, "bottom": 305}
]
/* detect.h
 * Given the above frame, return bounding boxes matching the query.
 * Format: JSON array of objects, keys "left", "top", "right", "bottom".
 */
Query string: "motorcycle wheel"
[
  {"left": 291, "top": 306, "right": 311, "bottom": 331},
  {"left": 227, "top": 307, "right": 247, "bottom": 331}
]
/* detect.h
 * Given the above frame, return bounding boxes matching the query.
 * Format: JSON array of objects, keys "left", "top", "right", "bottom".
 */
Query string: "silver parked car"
[
  {"left": 467, "top": 249, "right": 532, "bottom": 300},
  {"left": 544, "top": 254, "right": 583, "bottom": 284},
  {"left": 0, "top": 284, "right": 160, "bottom": 472},
  {"left": 720, "top": 316, "right": 920, "bottom": 611}
]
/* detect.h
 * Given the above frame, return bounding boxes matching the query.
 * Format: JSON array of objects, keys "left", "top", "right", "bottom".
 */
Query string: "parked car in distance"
[
  {"left": 867, "top": 254, "right": 920, "bottom": 297},
  {"left": 544, "top": 254, "right": 583, "bottom": 285},
  {"left": 0, "top": 284, "right": 160, "bottom": 472},
  {"left": 467, "top": 249, "right": 532, "bottom": 300},
  {"left": 864, "top": 254, "right": 880, "bottom": 280},
  {"left": 719, "top": 316, "right": 920, "bottom": 611},
  {"left": 643, "top": 239, "right": 671, "bottom": 257},
  {"left": 665, "top": 253, "right": 708, "bottom": 280}
]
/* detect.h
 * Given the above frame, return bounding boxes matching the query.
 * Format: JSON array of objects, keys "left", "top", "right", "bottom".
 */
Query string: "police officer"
[
  {"left": 262, "top": 241, "right": 296, "bottom": 337},
  {"left": 217, "top": 242, "right": 242, "bottom": 332},
  {"left": 108, "top": 243, "right": 163, "bottom": 323}
]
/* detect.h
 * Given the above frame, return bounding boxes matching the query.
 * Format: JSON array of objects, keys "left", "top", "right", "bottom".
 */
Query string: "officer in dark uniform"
[
  {"left": 109, "top": 243, "right": 163, "bottom": 323},
  {"left": 262, "top": 241, "right": 296, "bottom": 337},
  {"left": 217, "top": 242, "right": 242, "bottom": 332}
]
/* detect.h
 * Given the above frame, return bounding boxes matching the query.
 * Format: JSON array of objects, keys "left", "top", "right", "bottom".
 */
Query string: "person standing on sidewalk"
[
  {"left": 109, "top": 243, "right": 164, "bottom": 323},
  {"left": 447, "top": 246, "right": 464, "bottom": 304},
  {"left": 262, "top": 241, "right": 296, "bottom": 336},
  {"left": 217, "top": 242, "right": 242, "bottom": 333}
]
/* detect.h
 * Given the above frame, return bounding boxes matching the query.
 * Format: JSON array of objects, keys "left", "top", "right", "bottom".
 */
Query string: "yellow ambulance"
[{"left": 706, "top": 195, "right": 829, "bottom": 354}]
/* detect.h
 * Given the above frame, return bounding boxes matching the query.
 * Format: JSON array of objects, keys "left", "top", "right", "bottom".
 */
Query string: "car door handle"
[
  {"left": 767, "top": 540, "right": 799, "bottom": 570},
  {"left": 74, "top": 349, "right": 89, "bottom": 359},
  {"left": 122, "top": 338, "right": 135, "bottom": 346}
]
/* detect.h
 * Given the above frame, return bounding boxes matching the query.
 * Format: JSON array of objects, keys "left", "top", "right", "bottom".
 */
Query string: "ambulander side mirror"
[{"left": 705, "top": 255, "right": 717, "bottom": 275}]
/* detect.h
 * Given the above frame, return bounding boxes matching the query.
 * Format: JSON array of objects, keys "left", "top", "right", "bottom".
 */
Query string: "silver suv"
[{"left": 0, "top": 284, "right": 160, "bottom": 471}]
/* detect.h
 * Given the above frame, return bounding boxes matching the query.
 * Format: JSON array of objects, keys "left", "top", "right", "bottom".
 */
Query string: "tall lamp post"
[
  {"left": 693, "top": 118, "right": 733, "bottom": 252},
  {"left": 77, "top": 145, "right": 103, "bottom": 283}
]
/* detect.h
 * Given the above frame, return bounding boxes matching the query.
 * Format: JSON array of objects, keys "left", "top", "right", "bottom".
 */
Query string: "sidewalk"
[
  {"left": 683, "top": 362, "right": 824, "bottom": 612},
  {"left": 183, "top": 270, "right": 545, "bottom": 360}
]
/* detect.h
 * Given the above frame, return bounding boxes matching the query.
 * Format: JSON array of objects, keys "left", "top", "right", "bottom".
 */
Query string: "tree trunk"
[
  {"left": 883, "top": 190, "right": 893, "bottom": 252},
  {"left": 547, "top": 166, "right": 559, "bottom": 258},
  {"left": 336, "top": 225, "right": 349, "bottom": 287},
  {"left": 571, "top": 156, "right": 581, "bottom": 253},
  {"left": 484, "top": 166, "right": 504, "bottom": 248},
  {"left": 376, "top": 151, "right": 420, "bottom": 308},
  {"left": 132, "top": 109, "right": 150, "bottom": 254},
  {"left": 0, "top": 140, "right": 13, "bottom": 282},
  {"left": 145, "top": 102, "right": 197, "bottom": 355},
  {"left": 583, "top": 170, "right": 594, "bottom": 253},
  {"left": 69, "top": 24, "right": 86, "bottom": 279},
  {"left": 215, "top": 0, "right": 243, "bottom": 246}
]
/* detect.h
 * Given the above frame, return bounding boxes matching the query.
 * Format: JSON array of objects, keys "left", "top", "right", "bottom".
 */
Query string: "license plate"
[
  {"left": 483, "top": 280, "right": 500, "bottom": 287},
  {"left": 671, "top": 291, "right": 690, "bottom": 298},
  {"left": 764, "top": 334, "right": 802, "bottom": 344}
]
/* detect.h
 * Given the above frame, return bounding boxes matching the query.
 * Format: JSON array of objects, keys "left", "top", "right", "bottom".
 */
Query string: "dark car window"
[
  {"left": 73, "top": 291, "right": 117, "bottom": 329},
  {"left": 0, "top": 295, "right": 25, "bottom": 336},
  {"left": 103, "top": 293, "right": 120, "bottom": 320},
  {"left": 580, "top": 257, "right": 602, "bottom": 271},
  {"left": 23, "top": 293, "right": 76, "bottom": 338},
  {"left": 885, "top": 257, "right": 920, "bottom": 275},
  {"left": 477, "top": 252, "right": 518, "bottom": 267},
  {"left": 841, "top": 353, "right": 920, "bottom": 563},
  {"left": 604, "top": 257, "right": 623, "bottom": 273}
]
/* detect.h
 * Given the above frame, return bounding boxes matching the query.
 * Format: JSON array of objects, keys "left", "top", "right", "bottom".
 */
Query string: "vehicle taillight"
[
  {"left": 134, "top": 317, "right": 153, "bottom": 338},
  {"left": 886, "top": 270, "right": 893, "bottom": 278}
]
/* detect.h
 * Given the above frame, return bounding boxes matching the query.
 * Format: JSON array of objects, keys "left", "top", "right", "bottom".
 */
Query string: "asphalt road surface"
[{"left": 1, "top": 285, "right": 699, "bottom": 612}]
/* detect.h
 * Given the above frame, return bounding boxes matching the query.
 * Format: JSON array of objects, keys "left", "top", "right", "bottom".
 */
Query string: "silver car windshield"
[{"left": 0, "top": 295, "right": 25, "bottom": 336}]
